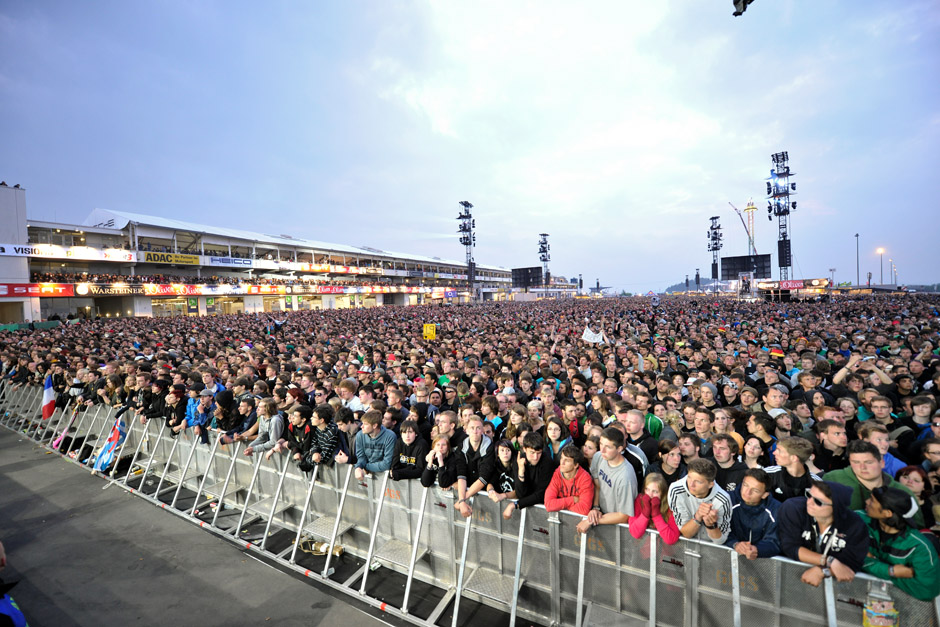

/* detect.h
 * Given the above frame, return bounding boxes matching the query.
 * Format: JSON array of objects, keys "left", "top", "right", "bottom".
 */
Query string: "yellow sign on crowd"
[{"left": 423, "top": 323, "right": 436, "bottom": 340}]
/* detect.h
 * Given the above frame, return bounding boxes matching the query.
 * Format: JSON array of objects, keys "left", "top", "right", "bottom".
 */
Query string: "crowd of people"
[{"left": 3, "top": 294, "right": 940, "bottom": 602}]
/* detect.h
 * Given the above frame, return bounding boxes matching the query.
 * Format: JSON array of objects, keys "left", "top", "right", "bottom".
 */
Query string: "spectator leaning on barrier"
[
  {"left": 778, "top": 481, "right": 870, "bottom": 588},
  {"left": 457, "top": 416, "right": 496, "bottom": 505},
  {"left": 544, "top": 444, "right": 594, "bottom": 516},
  {"left": 304, "top": 403, "right": 340, "bottom": 469},
  {"left": 724, "top": 468, "right": 781, "bottom": 560},
  {"left": 391, "top": 419, "right": 429, "bottom": 481},
  {"left": 420, "top": 435, "right": 462, "bottom": 491},
  {"left": 576, "top": 427, "right": 637, "bottom": 534},
  {"left": 244, "top": 397, "right": 284, "bottom": 460},
  {"left": 629, "top": 473, "right": 680, "bottom": 545},
  {"left": 504, "top": 431, "right": 555, "bottom": 520},
  {"left": 860, "top": 486, "right": 940, "bottom": 601},
  {"left": 670, "top": 457, "right": 733, "bottom": 544},
  {"left": 281, "top": 404, "right": 313, "bottom": 463},
  {"left": 354, "top": 409, "right": 396, "bottom": 481}
]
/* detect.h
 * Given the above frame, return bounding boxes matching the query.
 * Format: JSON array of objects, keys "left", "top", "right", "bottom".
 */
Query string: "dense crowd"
[{"left": 3, "top": 295, "right": 940, "bottom": 601}]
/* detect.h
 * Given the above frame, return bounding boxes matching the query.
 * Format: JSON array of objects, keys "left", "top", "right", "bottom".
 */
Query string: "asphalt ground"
[{"left": 0, "top": 426, "right": 403, "bottom": 627}]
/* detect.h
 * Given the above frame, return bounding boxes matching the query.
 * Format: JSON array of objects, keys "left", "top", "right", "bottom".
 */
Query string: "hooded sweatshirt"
[
  {"left": 778, "top": 481, "right": 870, "bottom": 572},
  {"left": 724, "top": 489, "right": 781, "bottom": 558},
  {"left": 858, "top": 511, "right": 940, "bottom": 602}
]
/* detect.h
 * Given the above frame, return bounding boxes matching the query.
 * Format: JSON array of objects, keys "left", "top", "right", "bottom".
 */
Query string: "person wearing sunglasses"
[{"left": 778, "top": 481, "right": 869, "bottom": 588}]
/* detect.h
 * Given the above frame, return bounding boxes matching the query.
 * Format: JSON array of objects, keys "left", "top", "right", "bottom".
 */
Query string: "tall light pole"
[
  {"left": 855, "top": 234, "right": 860, "bottom": 286},
  {"left": 876, "top": 248, "right": 885, "bottom": 285},
  {"left": 829, "top": 267, "right": 836, "bottom": 287}
]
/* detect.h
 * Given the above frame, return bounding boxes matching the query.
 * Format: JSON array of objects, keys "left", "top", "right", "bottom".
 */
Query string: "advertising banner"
[
  {"left": 207, "top": 256, "right": 253, "bottom": 268},
  {"left": 139, "top": 251, "right": 200, "bottom": 265},
  {"left": 0, "top": 243, "right": 135, "bottom": 262},
  {"left": 0, "top": 283, "right": 75, "bottom": 297}
]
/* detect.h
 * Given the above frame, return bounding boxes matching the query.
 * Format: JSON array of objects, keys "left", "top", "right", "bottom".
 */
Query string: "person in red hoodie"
[
  {"left": 545, "top": 445, "right": 595, "bottom": 515},
  {"left": 629, "top": 473, "right": 681, "bottom": 545}
]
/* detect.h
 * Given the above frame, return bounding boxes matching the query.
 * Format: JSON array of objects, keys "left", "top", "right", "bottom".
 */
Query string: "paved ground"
[{"left": 0, "top": 426, "right": 401, "bottom": 627}]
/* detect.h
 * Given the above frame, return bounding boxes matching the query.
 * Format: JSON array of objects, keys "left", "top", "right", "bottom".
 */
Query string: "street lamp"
[
  {"left": 876, "top": 248, "right": 885, "bottom": 285},
  {"left": 855, "top": 234, "right": 859, "bottom": 286}
]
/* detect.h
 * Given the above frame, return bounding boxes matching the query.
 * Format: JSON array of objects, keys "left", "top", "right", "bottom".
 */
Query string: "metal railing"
[{"left": 3, "top": 381, "right": 939, "bottom": 627}]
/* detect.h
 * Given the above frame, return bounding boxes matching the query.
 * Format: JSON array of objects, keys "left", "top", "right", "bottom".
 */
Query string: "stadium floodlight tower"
[
  {"left": 538, "top": 233, "right": 551, "bottom": 288},
  {"left": 457, "top": 201, "right": 476, "bottom": 298},
  {"left": 707, "top": 216, "right": 723, "bottom": 293},
  {"left": 766, "top": 151, "right": 797, "bottom": 280}
]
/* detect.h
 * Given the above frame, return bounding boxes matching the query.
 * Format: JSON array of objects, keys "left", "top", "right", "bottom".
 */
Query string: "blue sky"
[{"left": 1, "top": 1, "right": 937, "bottom": 291}]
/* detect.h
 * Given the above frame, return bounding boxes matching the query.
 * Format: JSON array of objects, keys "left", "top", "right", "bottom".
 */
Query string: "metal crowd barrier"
[{"left": 3, "top": 381, "right": 939, "bottom": 627}]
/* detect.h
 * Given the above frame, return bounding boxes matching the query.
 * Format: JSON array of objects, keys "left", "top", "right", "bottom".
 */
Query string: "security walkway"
[{"left": 0, "top": 427, "right": 398, "bottom": 627}]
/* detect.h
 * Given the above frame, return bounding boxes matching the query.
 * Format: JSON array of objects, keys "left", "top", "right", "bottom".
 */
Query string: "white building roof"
[{"left": 83, "top": 208, "right": 507, "bottom": 271}]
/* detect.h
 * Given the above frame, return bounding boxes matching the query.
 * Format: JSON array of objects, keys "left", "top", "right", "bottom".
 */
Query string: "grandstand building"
[{"left": 0, "top": 184, "right": 568, "bottom": 322}]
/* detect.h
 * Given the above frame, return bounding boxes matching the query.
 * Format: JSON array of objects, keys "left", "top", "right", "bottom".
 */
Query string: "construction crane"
[{"left": 728, "top": 200, "right": 758, "bottom": 256}]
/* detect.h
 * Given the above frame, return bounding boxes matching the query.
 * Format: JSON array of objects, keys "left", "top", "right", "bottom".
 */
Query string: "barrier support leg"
[
  {"left": 191, "top": 431, "right": 225, "bottom": 516},
  {"left": 358, "top": 472, "right": 390, "bottom": 595},
  {"left": 576, "top": 529, "right": 587, "bottom": 627},
  {"left": 63, "top": 405, "right": 94, "bottom": 459},
  {"left": 138, "top": 422, "right": 168, "bottom": 494},
  {"left": 170, "top": 430, "right": 201, "bottom": 508},
  {"left": 122, "top": 414, "right": 153, "bottom": 486},
  {"left": 210, "top": 439, "right": 243, "bottom": 528},
  {"left": 82, "top": 405, "right": 112, "bottom": 466},
  {"left": 450, "top": 509, "right": 474, "bottom": 627},
  {"left": 153, "top": 422, "right": 183, "bottom": 497},
  {"left": 234, "top": 453, "right": 264, "bottom": 539},
  {"left": 508, "top": 507, "right": 527, "bottom": 627},
  {"left": 260, "top": 455, "right": 291, "bottom": 551},
  {"left": 288, "top": 464, "right": 320, "bottom": 565},
  {"left": 823, "top": 575, "right": 838, "bottom": 627},
  {"left": 321, "top": 465, "right": 353, "bottom": 579},
  {"left": 401, "top": 487, "right": 429, "bottom": 614},
  {"left": 730, "top": 548, "right": 742, "bottom": 627},
  {"left": 648, "top": 533, "right": 658, "bottom": 627}
]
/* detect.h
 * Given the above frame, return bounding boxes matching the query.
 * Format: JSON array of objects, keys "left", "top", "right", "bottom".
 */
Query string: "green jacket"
[
  {"left": 824, "top": 468, "right": 925, "bottom": 528},
  {"left": 858, "top": 512, "right": 940, "bottom": 602}
]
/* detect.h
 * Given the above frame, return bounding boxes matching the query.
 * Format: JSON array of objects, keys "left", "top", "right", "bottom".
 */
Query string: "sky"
[{"left": 1, "top": 1, "right": 938, "bottom": 292}]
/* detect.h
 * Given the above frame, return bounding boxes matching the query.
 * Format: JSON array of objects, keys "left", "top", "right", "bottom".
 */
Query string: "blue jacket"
[
  {"left": 185, "top": 397, "right": 214, "bottom": 427},
  {"left": 354, "top": 425, "right": 397, "bottom": 473},
  {"left": 724, "top": 490, "right": 781, "bottom": 558}
]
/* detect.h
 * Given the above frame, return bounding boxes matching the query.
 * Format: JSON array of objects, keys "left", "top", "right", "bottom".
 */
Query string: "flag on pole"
[
  {"left": 92, "top": 417, "right": 127, "bottom": 472},
  {"left": 52, "top": 405, "right": 80, "bottom": 450},
  {"left": 42, "top": 374, "right": 56, "bottom": 420}
]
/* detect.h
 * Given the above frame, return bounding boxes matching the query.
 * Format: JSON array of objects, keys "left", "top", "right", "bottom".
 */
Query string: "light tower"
[
  {"left": 743, "top": 198, "right": 757, "bottom": 256},
  {"left": 456, "top": 201, "right": 475, "bottom": 297},
  {"left": 707, "top": 216, "right": 723, "bottom": 293},
  {"left": 538, "top": 233, "right": 551, "bottom": 287},
  {"left": 766, "top": 151, "right": 797, "bottom": 280}
]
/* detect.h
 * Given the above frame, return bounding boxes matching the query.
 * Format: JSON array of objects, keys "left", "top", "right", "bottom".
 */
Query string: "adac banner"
[{"left": 138, "top": 251, "right": 200, "bottom": 265}]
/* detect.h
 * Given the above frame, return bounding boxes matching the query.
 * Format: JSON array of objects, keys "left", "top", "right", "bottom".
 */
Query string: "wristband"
[
  {"left": 592, "top": 505, "right": 601, "bottom": 511},
  {"left": 704, "top": 522, "right": 718, "bottom": 530},
  {"left": 889, "top": 565, "right": 895, "bottom": 577}
]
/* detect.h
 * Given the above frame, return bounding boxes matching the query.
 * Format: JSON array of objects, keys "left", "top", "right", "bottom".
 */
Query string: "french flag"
[{"left": 42, "top": 374, "right": 56, "bottom": 420}]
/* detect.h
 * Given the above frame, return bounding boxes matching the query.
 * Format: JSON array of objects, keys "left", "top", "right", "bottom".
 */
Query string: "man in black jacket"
[
  {"left": 778, "top": 481, "right": 869, "bottom": 588},
  {"left": 391, "top": 420, "right": 429, "bottom": 481},
  {"left": 503, "top": 431, "right": 554, "bottom": 520},
  {"left": 139, "top": 378, "right": 168, "bottom": 425}
]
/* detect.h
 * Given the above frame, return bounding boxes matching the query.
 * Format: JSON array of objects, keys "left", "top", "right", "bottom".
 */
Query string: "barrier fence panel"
[{"left": 3, "top": 383, "right": 940, "bottom": 627}]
